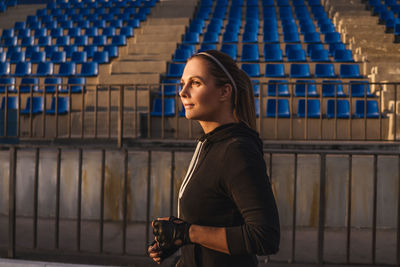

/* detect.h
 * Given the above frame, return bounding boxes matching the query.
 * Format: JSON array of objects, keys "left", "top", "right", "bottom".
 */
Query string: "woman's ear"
[{"left": 219, "top": 83, "right": 233, "bottom": 102}]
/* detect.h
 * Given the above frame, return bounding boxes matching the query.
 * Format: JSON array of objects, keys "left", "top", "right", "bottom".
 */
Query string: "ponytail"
[{"left": 191, "top": 50, "right": 257, "bottom": 131}]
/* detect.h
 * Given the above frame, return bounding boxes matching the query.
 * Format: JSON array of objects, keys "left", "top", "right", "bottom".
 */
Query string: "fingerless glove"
[{"left": 152, "top": 216, "right": 192, "bottom": 251}]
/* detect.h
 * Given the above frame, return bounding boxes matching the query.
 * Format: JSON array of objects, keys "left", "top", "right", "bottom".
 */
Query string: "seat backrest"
[
  {"left": 241, "top": 63, "right": 260, "bottom": 77},
  {"left": 44, "top": 77, "right": 62, "bottom": 93},
  {"left": 50, "top": 51, "right": 67, "bottom": 63},
  {"left": 71, "top": 51, "right": 88, "bottom": 63},
  {"left": 290, "top": 63, "right": 310, "bottom": 78},
  {"left": 294, "top": 80, "right": 318, "bottom": 96},
  {"left": 267, "top": 99, "right": 290, "bottom": 117},
  {"left": 350, "top": 80, "right": 372, "bottom": 97},
  {"left": 315, "top": 63, "right": 335, "bottom": 77},
  {"left": 322, "top": 80, "right": 345, "bottom": 97},
  {"left": 287, "top": 49, "right": 306, "bottom": 62},
  {"left": 14, "top": 62, "right": 32, "bottom": 76},
  {"left": 340, "top": 64, "right": 361, "bottom": 78},
  {"left": 333, "top": 49, "right": 354, "bottom": 62},
  {"left": 167, "top": 63, "right": 185, "bottom": 78},
  {"left": 1, "top": 96, "right": 18, "bottom": 110},
  {"left": 327, "top": 99, "right": 350, "bottom": 118},
  {"left": 310, "top": 49, "right": 330, "bottom": 62},
  {"left": 220, "top": 44, "right": 237, "bottom": 60},
  {"left": 241, "top": 44, "right": 259, "bottom": 61},
  {"left": 23, "top": 96, "right": 44, "bottom": 113},
  {"left": 58, "top": 62, "right": 76, "bottom": 76},
  {"left": 36, "top": 62, "right": 54, "bottom": 76},
  {"left": 74, "top": 35, "right": 89, "bottom": 46},
  {"left": 265, "top": 63, "right": 285, "bottom": 77},
  {"left": 151, "top": 98, "right": 176, "bottom": 116},
  {"left": 355, "top": 100, "right": 380, "bottom": 118},
  {"left": 267, "top": 80, "right": 289, "bottom": 96},
  {"left": 297, "top": 99, "right": 321, "bottom": 118},
  {"left": 80, "top": 62, "right": 98, "bottom": 76},
  {"left": 49, "top": 96, "right": 69, "bottom": 114}
]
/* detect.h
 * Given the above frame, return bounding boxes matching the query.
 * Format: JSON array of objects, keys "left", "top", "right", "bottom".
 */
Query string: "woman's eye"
[{"left": 192, "top": 81, "right": 200, "bottom": 86}]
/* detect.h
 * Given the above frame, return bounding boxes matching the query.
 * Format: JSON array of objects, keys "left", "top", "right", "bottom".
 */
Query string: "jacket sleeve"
[{"left": 222, "top": 141, "right": 280, "bottom": 256}]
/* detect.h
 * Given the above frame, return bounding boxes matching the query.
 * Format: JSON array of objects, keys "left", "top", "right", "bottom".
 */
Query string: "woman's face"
[{"left": 179, "top": 57, "right": 223, "bottom": 121}]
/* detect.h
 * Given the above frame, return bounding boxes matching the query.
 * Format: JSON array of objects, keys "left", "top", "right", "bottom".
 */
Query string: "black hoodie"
[{"left": 177, "top": 122, "right": 280, "bottom": 267}]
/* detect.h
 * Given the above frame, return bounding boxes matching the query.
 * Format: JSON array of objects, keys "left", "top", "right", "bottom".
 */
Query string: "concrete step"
[
  {"left": 99, "top": 73, "right": 160, "bottom": 84},
  {"left": 139, "top": 24, "right": 187, "bottom": 35},
  {"left": 122, "top": 54, "right": 172, "bottom": 61},
  {"left": 134, "top": 32, "right": 184, "bottom": 43},
  {"left": 111, "top": 60, "right": 167, "bottom": 73},
  {"left": 0, "top": 4, "right": 46, "bottom": 30},
  {"left": 128, "top": 42, "right": 178, "bottom": 55}
]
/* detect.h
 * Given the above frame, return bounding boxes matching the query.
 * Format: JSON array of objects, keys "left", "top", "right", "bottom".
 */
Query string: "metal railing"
[
  {"left": 0, "top": 82, "right": 399, "bottom": 144},
  {"left": 1, "top": 142, "right": 399, "bottom": 265}
]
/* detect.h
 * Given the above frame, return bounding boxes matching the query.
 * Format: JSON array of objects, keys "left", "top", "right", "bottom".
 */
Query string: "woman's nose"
[{"left": 179, "top": 83, "right": 188, "bottom": 98}]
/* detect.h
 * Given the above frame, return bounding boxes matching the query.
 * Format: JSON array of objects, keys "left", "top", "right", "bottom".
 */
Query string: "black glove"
[
  {"left": 147, "top": 240, "right": 179, "bottom": 261},
  {"left": 152, "top": 216, "right": 192, "bottom": 251}
]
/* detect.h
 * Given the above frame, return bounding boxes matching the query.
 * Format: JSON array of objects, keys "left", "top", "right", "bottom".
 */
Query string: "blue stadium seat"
[
  {"left": 21, "top": 97, "right": 44, "bottom": 115},
  {"left": 21, "top": 36, "right": 35, "bottom": 46},
  {"left": 93, "top": 51, "right": 109, "bottom": 64},
  {"left": 38, "top": 36, "right": 51, "bottom": 46},
  {"left": 80, "top": 62, "right": 98, "bottom": 76},
  {"left": 183, "top": 32, "right": 200, "bottom": 44},
  {"left": 242, "top": 31, "right": 258, "bottom": 43},
  {"left": 60, "top": 20, "right": 73, "bottom": 29},
  {"left": 0, "top": 77, "right": 16, "bottom": 92},
  {"left": 333, "top": 49, "right": 354, "bottom": 62},
  {"left": 202, "top": 31, "right": 219, "bottom": 43},
  {"left": 63, "top": 77, "right": 85, "bottom": 93},
  {"left": 93, "top": 19, "right": 106, "bottom": 28},
  {"left": 217, "top": 40, "right": 234, "bottom": 55},
  {"left": 241, "top": 63, "right": 260, "bottom": 77},
  {"left": 46, "top": 96, "right": 69, "bottom": 115},
  {"left": 160, "top": 79, "right": 180, "bottom": 96},
  {"left": 83, "top": 46, "right": 98, "bottom": 58},
  {"left": 264, "top": 43, "right": 283, "bottom": 62},
  {"left": 265, "top": 63, "right": 285, "bottom": 77},
  {"left": 126, "top": 18, "right": 140, "bottom": 28},
  {"left": 241, "top": 44, "right": 259, "bottom": 62},
  {"left": 55, "top": 36, "right": 70, "bottom": 46},
  {"left": 19, "top": 77, "right": 39, "bottom": 93},
  {"left": 167, "top": 63, "right": 185, "bottom": 78},
  {"left": 328, "top": 43, "right": 346, "bottom": 56},
  {"left": 34, "top": 28, "right": 47, "bottom": 38},
  {"left": 354, "top": 100, "right": 380, "bottom": 118},
  {"left": 198, "top": 43, "right": 216, "bottom": 52},
  {"left": 266, "top": 99, "right": 290, "bottom": 118},
  {"left": 85, "top": 27, "right": 99, "bottom": 37},
  {"left": 300, "top": 22, "right": 316, "bottom": 34},
  {"left": 285, "top": 43, "right": 302, "bottom": 56},
  {"left": 222, "top": 31, "right": 239, "bottom": 43},
  {"left": 50, "top": 28, "right": 63, "bottom": 37},
  {"left": 320, "top": 23, "right": 336, "bottom": 34},
  {"left": 322, "top": 80, "right": 346, "bottom": 97},
  {"left": 103, "top": 45, "right": 119, "bottom": 58},
  {"left": 71, "top": 51, "right": 87, "bottom": 63},
  {"left": 188, "top": 23, "right": 203, "bottom": 33},
  {"left": 111, "top": 35, "right": 126, "bottom": 46},
  {"left": 151, "top": 98, "right": 176, "bottom": 117},
  {"left": 0, "top": 52, "right": 5, "bottom": 62},
  {"left": 252, "top": 80, "right": 260, "bottom": 96},
  {"left": 297, "top": 99, "right": 321, "bottom": 118},
  {"left": 340, "top": 64, "right": 362, "bottom": 78},
  {"left": 2, "top": 37, "right": 17, "bottom": 47},
  {"left": 327, "top": 99, "right": 350, "bottom": 118},
  {"left": 68, "top": 28, "right": 82, "bottom": 37},
  {"left": 268, "top": 80, "right": 290, "bottom": 96},
  {"left": 315, "top": 63, "right": 336, "bottom": 78},
  {"left": 1, "top": 96, "right": 18, "bottom": 110},
  {"left": 74, "top": 36, "right": 88, "bottom": 46},
  {"left": 263, "top": 29, "right": 279, "bottom": 43},
  {"left": 350, "top": 80, "right": 373, "bottom": 97},
  {"left": 173, "top": 49, "right": 192, "bottom": 62},
  {"left": 0, "top": 62, "right": 10, "bottom": 76},
  {"left": 44, "top": 77, "right": 62, "bottom": 93},
  {"left": 30, "top": 51, "right": 46, "bottom": 63},
  {"left": 14, "top": 21, "right": 26, "bottom": 31},
  {"left": 324, "top": 32, "right": 341, "bottom": 43},
  {"left": 304, "top": 32, "right": 321, "bottom": 43},
  {"left": 294, "top": 80, "right": 318, "bottom": 97},
  {"left": 63, "top": 45, "right": 78, "bottom": 58},
  {"left": 9, "top": 51, "right": 25, "bottom": 63},
  {"left": 92, "top": 35, "right": 107, "bottom": 46},
  {"left": 1, "top": 29, "right": 14, "bottom": 38},
  {"left": 50, "top": 51, "right": 66, "bottom": 63},
  {"left": 58, "top": 62, "right": 76, "bottom": 76},
  {"left": 120, "top": 26, "right": 134, "bottom": 37},
  {"left": 36, "top": 62, "right": 54, "bottom": 76},
  {"left": 310, "top": 49, "right": 330, "bottom": 62},
  {"left": 287, "top": 49, "right": 307, "bottom": 62},
  {"left": 14, "top": 62, "right": 32, "bottom": 76},
  {"left": 290, "top": 63, "right": 311, "bottom": 78},
  {"left": 283, "top": 31, "right": 300, "bottom": 43}
]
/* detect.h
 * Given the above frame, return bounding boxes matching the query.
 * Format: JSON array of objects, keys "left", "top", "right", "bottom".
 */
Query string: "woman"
[{"left": 148, "top": 50, "right": 280, "bottom": 266}]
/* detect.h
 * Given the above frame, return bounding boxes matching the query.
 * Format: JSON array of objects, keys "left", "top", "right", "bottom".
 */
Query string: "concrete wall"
[{"left": 0, "top": 147, "right": 398, "bottom": 229}]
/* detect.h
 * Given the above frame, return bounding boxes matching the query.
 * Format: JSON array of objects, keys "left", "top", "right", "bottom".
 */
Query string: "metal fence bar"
[
  {"left": 346, "top": 154, "right": 352, "bottom": 264},
  {"left": 122, "top": 149, "right": 128, "bottom": 254},
  {"left": 118, "top": 85, "right": 124, "bottom": 148},
  {"left": 99, "top": 149, "right": 105, "bottom": 253},
  {"left": 94, "top": 85, "right": 98, "bottom": 139},
  {"left": 170, "top": 151, "right": 175, "bottom": 215},
  {"left": 291, "top": 153, "right": 298, "bottom": 263},
  {"left": 33, "top": 148, "right": 39, "bottom": 249},
  {"left": 372, "top": 154, "right": 378, "bottom": 264},
  {"left": 55, "top": 148, "right": 61, "bottom": 249},
  {"left": 145, "top": 150, "right": 151, "bottom": 251},
  {"left": 77, "top": 149, "right": 83, "bottom": 251},
  {"left": 8, "top": 146, "right": 16, "bottom": 258},
  {"left": 317, "top": 153, "right": 326, "bottom": 264},
  {"left": 397, "top": 154, "right": 400, "bottom": 265}
]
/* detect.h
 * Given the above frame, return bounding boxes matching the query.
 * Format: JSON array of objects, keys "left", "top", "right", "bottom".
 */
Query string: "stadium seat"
[
  {"left": 328, "top": 43, "right": 346, "bottom": 56},
  {"left": 267, "top": 80, "right": 290, "bottom": 96},
  {"left": 287, "top": 49, "right": 307, "bottom": 62},
  {"left": 241, "top": 63, "right": 260, "bottom": 77},
  {"left": 19, "top": 77, "right": 39, "bottom": 93},
  {"left": 44, "top": 77, "right": 62, "bottom": 93},
  {"left": 2, "top": 36, "right": 17, "bottom": 47},
  {"left": 58, "top": 62, "right": 76, "bottom": 76},
  {"left": 34, "top": 28, "right": 47, "bottom": 38},
  {"left": 24, "top": 46, "right": 40, "bottom": 59},
  {"left": 290, "top": 64, "right": 311, "bottom": 78},
  {"left": 68, "top": 28, "right": 82, "bottom": 37},
  {"left": 30, "top": 51, "right": 46, "bottom": 63},
  {"left": 1, "top": 29, "right": 14, "bottom": 38},
  {"left": 80, "top": 62, "right": 98, "bottom": 76},
  {"left": 333, "top": 49, "right": 354, "bottom": 62},
  {"left": 120, "top": 26, "right": 134, "bottom": 37},
  {"left": 93, "top": 51, "right": 109, "bottom": 64},
  {"left": 0, "top": 77, "right": 16, "bottom": 92},
  {"left": 46, "top": 97, "right": 69, "bottom": 115},
  {"left": 85, "top": 27, "right": 99, "bottom": 37},
  {"left": 44, "top": 46, "right": 59, "bottom": 58},
  {"left": 252, "top": 80, "right": 260, "bottom": 96},
  {"left": 14, "top": 21, "right": 26, "bottom": 31},
  {"left": 304, "top": 32, "right": 321, "bottom": 43},
  {"left": 111, "top": 35, "right": 127, "bottom": 46},
  {"left": 241, "top": 44, "right": 259, "bottom": 62},
  {"left": 340, "top": 64, "right": 362, "bottom": 78},
  {"left": 310, "top": 49, "right": 330, "bottom": 62},
  {"left": 263, "top": 30, "right": 279, "bottom": 42},
  {"left": 285, "top": 43, "right": 302, "bottom": 56},
  {"left": 297, "top": 99, "right": 321, "bottom": 118},
  {"left": 93, "top": 19, "right": 106, "bottom": 28},
  {"left": 55, "top": 36, "right": 70, "bottom": 46},
  {"left": 166, "top": 63, "right": 185, "bottom": 78},
  {"left": 222, "top": 31, "right": 239, "bottom": 43},
  {"left": 104, "top": 45, "right": 119, "bottom": 58},
  {"left": 36, "top": 62, "right": 54, "bottom": 76},
  {"left": 266, "top": 99, "right": 290, "bottom": 118},
  {"left": 202, "top": 31, "right": 219, "bottom": 43},
  {"left": 1, "top": 96, "right": 18, "bottom": 110},
  {"left": 322, "top": 80, "right": 346, "bottom": 97},
  {"left": 21, "top": 36, "right": 35, "bottom": 47},
  {"left": 9, "top": 51, "right": 25, "bottom": 63},
  {"left": 63, "top": 45, "right": 79, "bottom": 58},
  {"left": 354, "top": 100, "right": 380, "bottom": 118},
  {"left": 160, "top": 79, "right": 180, "bottom": 96},
  {"left": 242, "top": 31, "right": 258, "bottom": 43},
  {"left": 63, "top": 77, "right": 85, "bottom": 93},
  {"left": 92, "top": 35, "right": 107, "bottom": 46},
  {"left": 14, "top": 62, "right": 32, "bottom": 76},
  {"left": 220, "top": 43, "right": 237, "bottom": 60},
  {"left": 294, "top": 80, "right": 318, "bottom": 97},
  {"left": 349, "top": 80, "right": 374, "bottom": 97},
  {"left": 0, "top": 62, "right": 10, "bottom": 76},
  {"left": 264, "top": 44, "right": 283, "bottom": 62},
  {"left": 51, "top": 51, "right": 67, "bottom": 63},
  {"left": 83, "top": 46, "right": 98, "bottom": 58},
  {"left": 50, "top": 28, "right": 63, "bottom": 37},
  {"left": 38, "top": 36, "right": 51, "bottom": 46},
  {"left": 151, "top": 98, "right": 176, "bottom": 117},
  {"left": 173, "top": 49, "right": 192, "bottom": 62},
  {"left": 325, "top": 32, "right": 341, "bottom": 43},
  {"left": 265, "top": 64, "right": 285, "bottom": 77},
  {"left": 71, "top": 51, "right": 87, "bottom": 63},
  {"left": 327, "top": 99, "right": 350, "bottom": 118},
  {"left": 315, "top": 63, "right": 336, "bottom": 78},
  {"left": 0, "top": 52, "right": 5, "bottom": 62},
  {"left": 21, "top": 96, "right": 44, "bottom": 115},
  {"left": 183, "top": 32, "right": 200, "bottom": 44}
]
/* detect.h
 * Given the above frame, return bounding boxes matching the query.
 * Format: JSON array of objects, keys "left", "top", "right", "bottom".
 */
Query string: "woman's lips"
[{"left": 184, "top": 104, "right": 194, "bottom": 109}]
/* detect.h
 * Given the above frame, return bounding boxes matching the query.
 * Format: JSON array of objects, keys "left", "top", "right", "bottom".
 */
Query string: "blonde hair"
[{"left": 191, "top": 50, "right": 257, "bottom": 130}]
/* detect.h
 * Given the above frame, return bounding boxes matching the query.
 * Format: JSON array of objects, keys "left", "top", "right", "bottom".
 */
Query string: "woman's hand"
[
  {"left": 148, "top": 241, "right": 164, "bottom": 264},
  {"left": 152, "top": 216, "right": 192, "bottom": 250}
]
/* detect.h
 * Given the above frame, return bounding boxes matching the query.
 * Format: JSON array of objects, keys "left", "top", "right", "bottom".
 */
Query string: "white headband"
[{"left": 197, "top": 52, "right": 238, "bottom": 93}]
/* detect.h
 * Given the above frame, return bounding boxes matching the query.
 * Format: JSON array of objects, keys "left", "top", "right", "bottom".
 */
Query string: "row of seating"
[
  {"left": 167, "top": 62, "right": 363, "bottom": 78},
  {"left": 1, "top": 96, "right": 69, "bottom": 115},
  {"left": 48, "top": 0, "right": 157, "bottom": 9},
  {"left": 199, "top": 0, "right": 322, "bottom": 7},
  {"left": 174, "top": 43, "right": 352, "bottom": 62},
  {"left": 366, "top": 0, "right": 400, "bottom": 40},
  {"left": 159, "top": 79, "right": 373, "bottom": 97},
  {"left": 0, "top": 77, "right": 86, "bottom": 93},
  {"left": 0, "top": 0, "right": 16, "bottom": 13},
  {"left": 150, "top": 97, "right": 381, "bottom": 118},
  {"left": 0, "top": 61, "right": 98, "bottom": 76}
]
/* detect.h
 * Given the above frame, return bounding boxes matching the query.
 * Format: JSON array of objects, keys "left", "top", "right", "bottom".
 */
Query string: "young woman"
[{"left": 148, "top": 50, "right": 280, "bottom": 266}]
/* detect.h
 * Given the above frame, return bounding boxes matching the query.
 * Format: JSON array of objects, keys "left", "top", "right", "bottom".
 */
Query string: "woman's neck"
[{"left": 198, "top": 117, "right": 237, "bottom": 134}]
